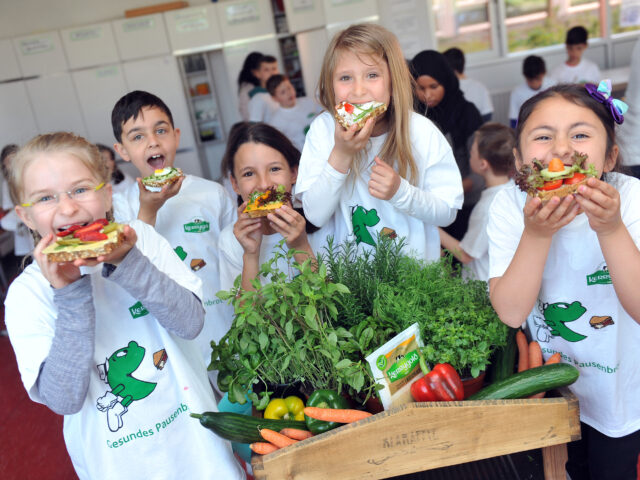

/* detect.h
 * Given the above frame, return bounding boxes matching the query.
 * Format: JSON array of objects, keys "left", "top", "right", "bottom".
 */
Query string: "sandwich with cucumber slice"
[
  {"left": 515, "top": 152, "right": 598, "bottom": 203},
  {"left": 43, "top": 219, "right": 124, "bottom": 263},
  {"left": 141, "top": 166, "right": 183, "bottom": 192},
  {"left": 334, "top": 101, "right": 387, "bottom": 131}
]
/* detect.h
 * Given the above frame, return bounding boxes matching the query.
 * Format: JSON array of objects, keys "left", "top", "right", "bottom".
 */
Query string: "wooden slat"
[
  {"left": 124, "top": 1, "right": 189, "bottom": 18},
  {"left": 252, "top": 389, "right": 580, "bottom": 480}
]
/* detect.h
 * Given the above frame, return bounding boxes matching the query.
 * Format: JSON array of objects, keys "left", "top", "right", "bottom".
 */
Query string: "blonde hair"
[
  {"left": 317, "top": 23, "right": 417, "bottom": 184},
  {"left": 9, "top": 132, "right": 109, "bottom": 206}
]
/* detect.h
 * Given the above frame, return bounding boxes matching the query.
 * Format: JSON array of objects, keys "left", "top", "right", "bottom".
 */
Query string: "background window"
[
  {"left": 612, "top": 0, "right": 640, "bottom": 35},
  {"left": 433, "top": 0, "right": 494, "bottom": 53}
]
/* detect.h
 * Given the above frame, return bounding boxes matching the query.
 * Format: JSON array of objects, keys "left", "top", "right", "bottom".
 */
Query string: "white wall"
[{"left": 0, "top": 0, "right": 210, "bottom": 38}]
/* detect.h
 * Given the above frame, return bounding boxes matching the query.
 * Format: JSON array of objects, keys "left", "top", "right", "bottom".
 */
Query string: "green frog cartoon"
[
  {"left": 351, "top": 206, "right": 380, "bottom": 246},
  {"left": 97, "top": 341, "right": 158, "bottom": 432},
  {"left": 539, "top": 301, "right": 588, "bottom": 343}
]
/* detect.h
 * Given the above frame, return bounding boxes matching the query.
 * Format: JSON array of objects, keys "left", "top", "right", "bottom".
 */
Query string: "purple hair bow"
[{"left": 585, "top": 79, "right": 628, "bottom": 125}]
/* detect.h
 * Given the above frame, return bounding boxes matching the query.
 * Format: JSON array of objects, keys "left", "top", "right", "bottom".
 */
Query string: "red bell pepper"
[{"left": 410, "top": 356, "right": 464, "bottom": 402}]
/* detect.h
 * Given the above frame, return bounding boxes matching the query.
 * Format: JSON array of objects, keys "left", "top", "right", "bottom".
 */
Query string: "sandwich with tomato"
[
  {"left": 335, "top": 101, "right": 387, "bottom": 131},
  {"left": 42, "top": 218, "right": 124, "bottom": 262},
  {"left": 243, "top": 185, "right": 291, "bottom": 218},
  {"left": 514, "top": 152, "right": 598, "bottom": 202}
]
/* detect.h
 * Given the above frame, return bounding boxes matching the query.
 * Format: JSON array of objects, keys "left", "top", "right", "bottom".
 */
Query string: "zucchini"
[
  {"left": 191, "top": 411, "right": 308, "bottom": 444},
  {"left": 468, "top": 363, "right": 579, "bottom": 400},
  {"left": 490, "top": 327, "right": 518, "bottom": 383}
]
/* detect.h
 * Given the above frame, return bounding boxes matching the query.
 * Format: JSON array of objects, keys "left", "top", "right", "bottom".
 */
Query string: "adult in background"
[
  {"left": 411, "top": 50, "right": 483, "bottom": 240},
  {"left": 237, "top": 51, "right": 264, "bottom": 121}
]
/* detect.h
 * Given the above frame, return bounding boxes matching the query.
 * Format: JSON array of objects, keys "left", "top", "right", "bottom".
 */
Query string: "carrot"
[
  {"left": 260, "top": 428, "right": 298, "bottom": 448},
  {"left": 545, "top": 352, "right": 562, "bottom": 365},
  {"left": 528, "top": 341, "right": 543, "bottom": 368},
  {"left": 516, "top": 330, "right": 529, "bottom": 372},
  {"left": 280, "top": 428, "right": 314, "bottom": 441},
  {"left": 250, "top": 442, "right": 279, "bottom": 455},
  {"left": 303, "top": 407, "right": 372, "bottom": 423}
]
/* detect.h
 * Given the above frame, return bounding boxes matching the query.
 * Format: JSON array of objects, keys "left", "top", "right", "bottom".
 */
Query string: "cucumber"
[
  {"left": 468, "top": 363, "right": 579, "bottom": 400},
  {"left": 191, "top": 411, "right": 308, "bottom": 444},
  {"left": 490, "top": 327, "right": 518, "bottom": 383}
]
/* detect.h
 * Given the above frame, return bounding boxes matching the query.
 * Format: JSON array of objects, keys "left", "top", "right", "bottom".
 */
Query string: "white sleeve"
[
  {"left": 487, "top": 190, "right": 524, "bottom": 279},
  {"left": 482, "top": 85, "right": 494, "bottom": 114},
  {"left": 218, "top": 225, "right": 244, "bottom": 292},
  {"left": 459, "top": 204, "right": 487, "bottom": 259},
  {"left": 509, "top": 90, "right": 518, "bottom": 121}
]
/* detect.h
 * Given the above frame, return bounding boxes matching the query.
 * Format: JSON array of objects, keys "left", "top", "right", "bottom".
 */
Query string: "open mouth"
[
  {"left": 57, "top": 221, "right": 89, "bottom": 233},
  {"left": 147, "top": 154, "right": 165, "bottom": 170}
]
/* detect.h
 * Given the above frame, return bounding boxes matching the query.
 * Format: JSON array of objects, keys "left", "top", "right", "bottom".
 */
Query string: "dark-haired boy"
[
  {"left": 509, "top": 55, "right": 556, "bottom": 128},
  {"left": 551, "top": 25, "right": 601, "bottom": 84},
  {"left": 247, "top": 54, "right": 280, "bottom": 122},
  {"left": 266, "top": 74, "right": 321, "bottom": 151},
  {"left": 443, "top": 47, "right": 493, "bottom": 122},
  {"left": 111, "top": 90, "right": 235, "bottom": 393},
  {"left": 439, "top": 123, "right": 515, "bottom": 281}
]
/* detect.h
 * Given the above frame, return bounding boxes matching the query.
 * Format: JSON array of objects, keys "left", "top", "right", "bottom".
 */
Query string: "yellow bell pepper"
[{"left": 263, "top": 396, "right": 305, "bottom": 421}]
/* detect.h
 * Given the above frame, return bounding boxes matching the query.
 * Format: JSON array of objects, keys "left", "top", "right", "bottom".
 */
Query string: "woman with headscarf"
[{"left": 411, "top": 49, "right": 483, "bottom": 239}]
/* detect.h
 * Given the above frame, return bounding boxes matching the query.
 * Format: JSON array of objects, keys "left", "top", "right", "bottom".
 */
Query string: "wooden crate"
[{"left": 252, "top": 389, "right": 580, "bottom": 480}]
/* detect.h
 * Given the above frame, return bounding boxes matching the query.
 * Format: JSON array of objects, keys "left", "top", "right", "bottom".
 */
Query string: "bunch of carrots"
[
  {"left": 250, "top": 407, "right": 372, "bottom": 455},
  {"left": 515, "top": 330, "right": 562, "bottom": 398}
]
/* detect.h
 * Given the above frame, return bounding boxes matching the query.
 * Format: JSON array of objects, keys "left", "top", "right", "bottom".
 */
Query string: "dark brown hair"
[{"left": 474, "top": 123, "right": 516, "bottom": 177}]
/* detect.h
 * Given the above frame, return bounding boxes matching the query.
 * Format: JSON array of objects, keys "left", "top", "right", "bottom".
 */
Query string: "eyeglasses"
[{"left": 21, "top": 183, "right": 105, "bottom": 211}]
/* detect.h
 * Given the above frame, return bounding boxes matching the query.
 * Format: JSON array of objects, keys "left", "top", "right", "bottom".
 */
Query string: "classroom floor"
[{"left": 0, "top": 253, "right": 546, "bottom": 480}]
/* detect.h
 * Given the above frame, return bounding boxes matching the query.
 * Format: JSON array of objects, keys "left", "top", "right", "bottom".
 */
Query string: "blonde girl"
[
  {"left": 488, "top": 83, "right": 640, "bottom": 478},
  {"left": 295, "top": 23, "right": 463, "bottom": 260},
  {"left": 5, "top": 132, "right": 244, "bottom": 480}
]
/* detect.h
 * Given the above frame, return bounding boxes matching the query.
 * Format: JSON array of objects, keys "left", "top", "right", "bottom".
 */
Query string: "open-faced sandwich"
[
  {"left": 243, "top": 185, "right": 291, "bottom": 218},
  {"left": 141, "top": 166, "right": 183, "bottom": 192},
  {"left": 514, "top": 152, "right": 598, "bottom": 203},
  {"left": 43, "top": 219, "right": 124, "bottom": 263},
  {"left": 334, "top": 101, "right": 387, "bottom": 131}
]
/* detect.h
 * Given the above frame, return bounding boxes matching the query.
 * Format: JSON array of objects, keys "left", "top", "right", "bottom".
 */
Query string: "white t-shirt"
[
  {"left": 487, "top": 173, "right": 640, "bottom": 437},
  {"left": 509, "top": 76, "right": 556, "bottom": 122},
  {"left": 459, "top": 181, "right": 513, "bottom": 281},
  {"left": 248, "top": 91, "right": 280, "bottom": 123},
  {"left": 551, "top": 58, "right": 601, "bottom": 85},
  {"left": 218, "top": 220, "right": 334, "bottom": 291},
  {"left": 460, "top": 77, "right": 493, "bottom": 117},
  {"left": 4, "top": 219, "right": 245, "bottom": 480},
  {"left": 113, "top": 176, "right": 237, "bottom": 386},
  {"left": 617, "top": 38, "right": 640, "bottom": 167},
  {"left": 296, "top": 111, "right": 463, "bottom": 262},
  {"left": 268, "top": 97, "right": 322, "bottom": 151},
  {"left": 1, "top": 178, "right": 34, "bottom": 256},
  {"left": 110, "top": 173, "right": 136, "bottom": 196}
]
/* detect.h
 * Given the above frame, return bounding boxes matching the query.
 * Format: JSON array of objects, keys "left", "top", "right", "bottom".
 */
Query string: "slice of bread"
[
  {"left": 334, "top": 101, "right": 387, "bottom": 131},
  {"left": 43, "top": 225, "right": 124, "bottom": 263},
  {"left": 536, "top": 177, "right": 588, "bottom": 203},
  {"left": 142, "top": 167, "right": 183, "bottom": 192}
]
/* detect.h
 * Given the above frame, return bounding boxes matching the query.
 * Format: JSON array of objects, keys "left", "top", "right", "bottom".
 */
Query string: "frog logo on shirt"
[
  {"left": 183, "top": 217, "right": 210, "bottom": 233},
  {"left": 351, "top": 205, "right": 380, "bottom": 246},
  {"left": 96, "top": 341, "right": 158, "bottom": 432},
  {"left": 538, "top": 301, "right": 588, "bottom": 343}
]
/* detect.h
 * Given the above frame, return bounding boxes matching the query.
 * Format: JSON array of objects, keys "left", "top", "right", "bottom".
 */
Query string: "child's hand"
[
  {"left": 330, "top": 116, "right": 376, "bottom": 173},
  {"left": 574, "top": 177, "right": 623, "bottom": 236},
  {"left": 33, "top": 234, "right": 82, "bottom": 289},
  {"left": 266, "top": 204, "right": 308, "bottom": 250},
  {"left": 137, "top": 176, "right": 185, "bottom": 225},
  {"left": 233, "top": 202, "right": 263, "bottom": 257},
  {"left": 523, "top": 194, "right": 580, "bottom": 239},
  {"left": 369, "top": 157, "right": 401, "bottom": 200},
  {"left": 74, "top": 225, "right": 137, "bottom": 268}
]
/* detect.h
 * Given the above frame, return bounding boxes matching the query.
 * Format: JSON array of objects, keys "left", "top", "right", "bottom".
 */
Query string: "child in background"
[
  {"left": 439, "top": 123, "right": 515, "bottom": 281},
  {"left": 219, "top": 122, "right": 322, "bottom": 291},
  {"left": 443, "top": 47, "right": 494, "bottom": 122},
  {"left": 509, "top": 55, "right": 555, "bottom": 128},
  {"left": 95, "top": 143, "right": 135, "bottom": 195},
  {"left": 4, "top": 132, "right": 244, "bottom": 480},
  {"left": 487, "top": 83, "right": 640, "bottom": 479},
  {"left": 551, "top": 25, "right": 601, "bottom": 84},
  {"left": 237, "top": 51, "right": 264, "bottom": 121},
  {"left": 111, "top": 91, "right": 236, "bottom": 393},
  {"left": 296, "top": 24, "right": 463, "bottom": 262},
  {"left": 247, "top": 55, "right": 280, "bottom": 122},
  {"left": 1, "top": 144, "right": 34, "bottom": 257},
  {"left": 266, "top": 74, "right": 322, "bottom": 151}
]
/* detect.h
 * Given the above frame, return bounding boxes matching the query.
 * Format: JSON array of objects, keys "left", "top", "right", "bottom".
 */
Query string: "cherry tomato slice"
[
  {"left": 537, "top": 179, "right": 563, "bottom": 191},
  {"left": 73, "top": 221, "right": 105, "bottom": 238},
  {"left": 344, "top": 102, "right": 354, "bottom": 114},
  {"left": 76, "top": 231, "right": 108, "bottom": 242},
  {"left": 56, "top": 224, "right": 83, "bottom": 237},
  {"left": 563, "top": 172, "right": 587, "bottom": 185}
]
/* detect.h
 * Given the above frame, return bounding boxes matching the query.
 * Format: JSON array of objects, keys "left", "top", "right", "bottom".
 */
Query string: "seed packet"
[{"left": 365, "top": 323, "right": 425, "bottom": 410}]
